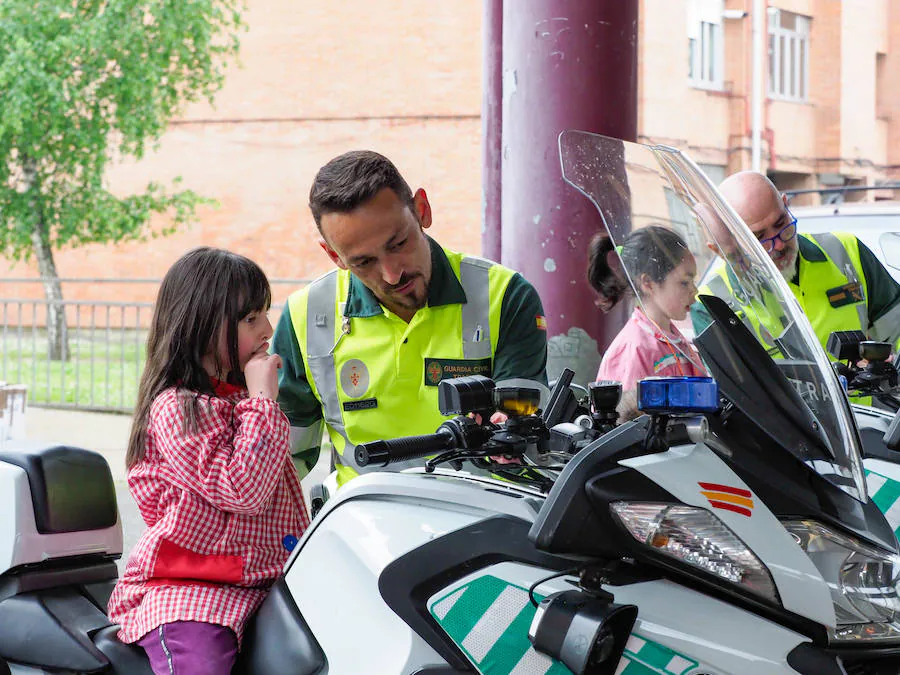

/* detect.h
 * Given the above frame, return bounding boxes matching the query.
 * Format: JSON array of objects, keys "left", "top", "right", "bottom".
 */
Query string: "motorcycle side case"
[{"left": 0, "top": 441, "right": 122, "bottom": 576}]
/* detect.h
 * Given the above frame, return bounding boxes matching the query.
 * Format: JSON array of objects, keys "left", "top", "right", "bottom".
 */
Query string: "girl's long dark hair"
[
  {"left": 126, "top": 247, "right": 271, "bottom": 468},
  {"left": 587, "top": 225, "right": 689, "bottom": 307}
]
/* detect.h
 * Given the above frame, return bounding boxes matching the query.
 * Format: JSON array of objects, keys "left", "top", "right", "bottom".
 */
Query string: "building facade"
[
  {"left": 1, "top": 0, "right": 483, "bottom": 304},
  {"left": 3, "top": 0, "right": 897, "bottom": 297},
  {"left": 642, "top": 0, "right": 900, "bottom": 201}
]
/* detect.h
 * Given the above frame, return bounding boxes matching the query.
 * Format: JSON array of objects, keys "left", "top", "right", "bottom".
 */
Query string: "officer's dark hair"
[
  {"left": 309, "top": 150, "right": 415, "bottom": 232},
  {"left": 126, "top": 247, "right": 271, "bottom": 469},
  {"left": 588, "top": 225, "right": 690, "bottom": 307}
]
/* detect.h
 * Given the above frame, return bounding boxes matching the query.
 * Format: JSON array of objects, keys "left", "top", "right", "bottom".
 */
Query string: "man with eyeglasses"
[{"left": 715, "top": 171, "right": 900, "bottom": 353}]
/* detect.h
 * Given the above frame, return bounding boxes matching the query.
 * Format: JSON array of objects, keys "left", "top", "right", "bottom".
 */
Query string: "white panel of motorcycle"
[
  {"left": 619, "top": 442, "right": 836, "bottom": 627},
  {"left": 284, "top": 472, "right": 545, "bottom": 674},
  {"left": 427, "top": 561, "right": 812, "bottom": 675}
]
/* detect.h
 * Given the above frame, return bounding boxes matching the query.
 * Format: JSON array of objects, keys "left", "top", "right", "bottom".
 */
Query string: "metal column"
[{"left": 498, "top": 0, "right": 639, "bottom": 386}]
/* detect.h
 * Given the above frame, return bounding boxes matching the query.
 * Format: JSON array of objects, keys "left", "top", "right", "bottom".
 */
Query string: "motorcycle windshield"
[{"left": 559, "top": 130, "right": 866, "bottom": 502}]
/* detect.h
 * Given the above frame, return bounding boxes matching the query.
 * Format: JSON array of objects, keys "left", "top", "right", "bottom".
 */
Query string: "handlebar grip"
[{"left": 355, "top": 430, "right": 456, "bottom": 468}]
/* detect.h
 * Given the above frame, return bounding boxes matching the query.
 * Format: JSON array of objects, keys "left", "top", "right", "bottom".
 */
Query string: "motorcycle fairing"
[{"left": 619, "top": 442, "right": 836, "bottom": 628}]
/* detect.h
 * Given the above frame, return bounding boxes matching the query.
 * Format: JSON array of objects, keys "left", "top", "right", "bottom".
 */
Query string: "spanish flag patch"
[{"left": 536, "top": 316, "right": 547, "bottom": 331}]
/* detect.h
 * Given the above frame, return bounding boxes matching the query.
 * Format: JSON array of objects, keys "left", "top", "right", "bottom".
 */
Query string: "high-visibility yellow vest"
[
  {"left": 702, "top": 232, "right": 869, "bottom": 353},
  {"left": 700, "top": 232, "right": 873, "bottom": 404},
  {"left": 288, "top": 248, "right": 517, "bottom": 485}
]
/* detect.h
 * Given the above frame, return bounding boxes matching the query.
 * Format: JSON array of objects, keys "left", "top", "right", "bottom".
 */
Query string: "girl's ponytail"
[{"left": 587, "top": 232, "right": 628, "bottom": 309}]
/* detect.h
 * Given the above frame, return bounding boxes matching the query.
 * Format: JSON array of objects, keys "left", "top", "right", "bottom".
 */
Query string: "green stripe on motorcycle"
[
  {"left": 621, "top": 634, "right": 699, "bottom": 674},
  {"left": 865, "top": 469, "right": 900, "bottom": 536},
  {"left": 430, "top": 574, "right": 699, "bottom": 675},
  {"left": 431, "top": 575, "right": 568, "bottom": 674}
]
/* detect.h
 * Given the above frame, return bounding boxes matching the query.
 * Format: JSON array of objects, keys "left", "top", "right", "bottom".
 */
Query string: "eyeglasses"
[{"left": 758, "top": 209, "right": 797, "bottom": 253}]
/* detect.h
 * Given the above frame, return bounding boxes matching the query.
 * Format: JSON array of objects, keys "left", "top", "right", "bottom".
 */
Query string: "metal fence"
[{"left": 0, "top": 278, "right": 305, "bottom": 413}]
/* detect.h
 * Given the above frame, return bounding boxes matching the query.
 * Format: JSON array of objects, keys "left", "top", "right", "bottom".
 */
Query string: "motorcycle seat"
[
  {"left": 234, "top": 577, "right": 326, "bottom": 674},
  {"left": 91, "top": 579, "right": 326, "bottom": 675},
  {"left": 92, "top": 625, "right": 154, "bottom": 675}
]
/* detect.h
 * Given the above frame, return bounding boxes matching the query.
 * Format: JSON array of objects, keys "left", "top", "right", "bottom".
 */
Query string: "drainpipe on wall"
[
  {"left": 751, "top": 0, "right": 765, "bottom": 172},
  {"left": 481, "top": 0, "right": 503, "bottom": 262}
]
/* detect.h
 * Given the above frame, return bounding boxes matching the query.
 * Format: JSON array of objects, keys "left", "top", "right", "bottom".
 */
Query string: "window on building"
[
  {"left": 767, "top": 9, "right": 810, "bottom": 101},
  {"left": 698, "top": 163, "right": 726, "bottom": 187},
  {"left": 663, "top": 186, "right": 715, "bottom": 274},
  {"left": 687, "top": 0, "right": 725, "bottom": 90}
]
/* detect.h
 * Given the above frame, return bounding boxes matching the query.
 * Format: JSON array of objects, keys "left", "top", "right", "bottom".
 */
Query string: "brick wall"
[
  {"left": 810, "top": 0, "right": 842, "bottom": 171},
  {"left": 3, "top": 0, "right": 897, "bottom": 303},
  {"left": 1, "top": 0, "right": 482, "bottom": 306}
]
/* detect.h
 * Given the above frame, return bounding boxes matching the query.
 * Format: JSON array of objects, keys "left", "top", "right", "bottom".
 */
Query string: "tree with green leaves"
[{"left": 0, "top": 1, "right": 244, "bottom": 360}]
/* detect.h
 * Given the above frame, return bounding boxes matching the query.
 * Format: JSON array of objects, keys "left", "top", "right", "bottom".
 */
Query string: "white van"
[{"left": 791, "top": 200, "right": 900, "bottom": 284}]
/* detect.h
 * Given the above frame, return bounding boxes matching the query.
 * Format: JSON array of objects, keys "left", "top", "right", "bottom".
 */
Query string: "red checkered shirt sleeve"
[{"left": 149, "top": 389, "right": 291, "bottom": 515}]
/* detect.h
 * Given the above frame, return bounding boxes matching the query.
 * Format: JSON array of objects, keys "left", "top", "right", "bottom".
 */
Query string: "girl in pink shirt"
[
  {"left": 108, "top": 248, "right": 309, "bottom": 675},
  {"left": 589, "top": 226, "right": 707, "bottom": 420}
]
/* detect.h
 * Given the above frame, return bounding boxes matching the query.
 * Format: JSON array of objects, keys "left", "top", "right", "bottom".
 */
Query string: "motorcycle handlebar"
[{"left": 355, "top": 429, "right": 457, "bottom": 468}]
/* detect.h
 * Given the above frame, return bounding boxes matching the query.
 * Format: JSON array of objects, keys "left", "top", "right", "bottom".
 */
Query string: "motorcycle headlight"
[
  {"left": 610, "top": 502, "right": 779, "bottom": 604},
  {"left": 784, "top": 520, "right": 900, "bottom": 643}
]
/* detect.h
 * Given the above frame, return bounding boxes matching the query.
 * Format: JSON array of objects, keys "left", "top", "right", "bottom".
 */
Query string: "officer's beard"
[
  {"left": 383, "top": 273, "right": 429, "bottom": 312},
  {"left": 777, "top": 247, "right": 799, "bottom": 283}
]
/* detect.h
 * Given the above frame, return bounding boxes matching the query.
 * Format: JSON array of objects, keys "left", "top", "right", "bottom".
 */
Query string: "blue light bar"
[{"left": 638, "top": 376, "right": 719, "bottom": 414}]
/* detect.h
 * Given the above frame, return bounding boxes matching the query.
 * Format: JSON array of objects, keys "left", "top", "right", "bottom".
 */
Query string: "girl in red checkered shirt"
[{"left": 108, "top": 248, "right": 310, "bottom": 675}]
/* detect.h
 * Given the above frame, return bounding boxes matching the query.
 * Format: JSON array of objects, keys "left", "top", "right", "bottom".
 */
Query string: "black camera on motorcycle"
[
  {"left": 438, "top": 375, "right": 542, "bottom": 419},
  {"left": 529, "top": 589, "right": 637, "bottom": 675},
  {"left": 438, "top": 375, "right": 496, "bottom": 416},
  {"left": 827, "top": 330, "right": 891, "bottom": 363},
  {"left": 826, "top": 330, "right": 899, "bottom": 411}
]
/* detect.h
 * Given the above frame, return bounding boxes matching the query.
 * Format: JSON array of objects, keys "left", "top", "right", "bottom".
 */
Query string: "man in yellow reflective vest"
[
  {"left": 272, "top": 151, "right": 548, "bottom": 486},
  {"left": 696, "top": 172, "right": 900, "bottom": 356}
]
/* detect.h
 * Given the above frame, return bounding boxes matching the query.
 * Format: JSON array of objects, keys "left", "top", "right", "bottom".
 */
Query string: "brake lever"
[{"left": 423, "top": 434, "right": 529, "bottom": 472}]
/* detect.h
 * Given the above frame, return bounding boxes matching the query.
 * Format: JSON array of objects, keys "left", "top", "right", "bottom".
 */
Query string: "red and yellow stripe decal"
[{"left": 698, "top": 482, "right": 754, "bottom": 517}]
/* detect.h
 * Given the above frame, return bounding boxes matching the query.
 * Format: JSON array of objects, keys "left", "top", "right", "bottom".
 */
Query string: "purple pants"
[{"left": 138, "top": 621, "right": 238, "bottom": 675}]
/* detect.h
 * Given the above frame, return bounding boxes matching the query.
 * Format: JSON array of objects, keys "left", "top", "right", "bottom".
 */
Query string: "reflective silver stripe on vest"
[
  {"left": 703, "top": 273, "right": 748, "bottom": 314},
  {"left": 289, "top": 422, "right": 324, "bottom": 455},
  {"left": 460, "top": 256, "right": 494, "bottom": 360},
  {"left": 812, "top": 233, "right": 868, "bottom": 330},
  {"left": 289, "top": 422, "right": 323, "bottom": 479},
  {"left": 704, "top": 274, "right": 731, "bottom": 300},
  {"left": 304, "top": 272, "right": 357, "bottom": 469},
  {"left": 871, "top": 301, "right": 900, "bottom": 344}
]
